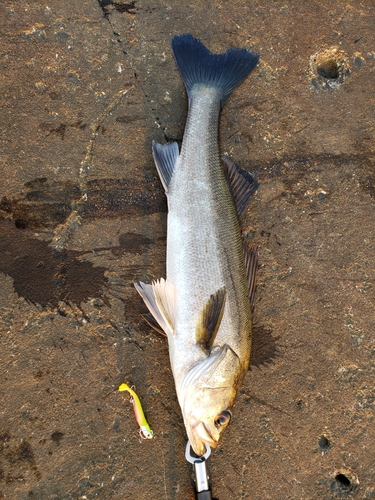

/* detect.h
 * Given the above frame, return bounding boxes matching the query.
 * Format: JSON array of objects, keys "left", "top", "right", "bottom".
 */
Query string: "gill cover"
[{"left": 180, "top": 343, "right": 241, "bottom": 456}]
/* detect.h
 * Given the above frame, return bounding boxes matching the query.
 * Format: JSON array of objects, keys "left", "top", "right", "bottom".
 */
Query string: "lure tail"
[{"left": 171, "top": 34, "right": 259, "bottom": 105}]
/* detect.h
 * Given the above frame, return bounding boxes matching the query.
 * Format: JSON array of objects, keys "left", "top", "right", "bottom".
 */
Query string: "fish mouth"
[{"left": 187, "top": 421, "right": 218, "bottom": 456}]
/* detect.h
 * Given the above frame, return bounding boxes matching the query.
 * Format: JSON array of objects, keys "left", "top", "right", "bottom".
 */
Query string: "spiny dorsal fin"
[
  {"left": 152, "top": 141, "right": 179, "bottom": 193},
  {"left": 222, "top": 156, "right": 259, "bottom": 218},
  {"left": 196, "top": 287, "right": 226, "bottom": 351},
  {"left": 135, "top": 279, "right": 176, "bottom": 337},
  {"left": 243, "top": 242, "right": 258, "bottom": 312}
]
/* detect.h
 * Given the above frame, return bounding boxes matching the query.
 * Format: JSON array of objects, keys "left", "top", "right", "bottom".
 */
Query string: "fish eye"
[{"left": 215, "top": 410, "right": 232, "bottom": 428}]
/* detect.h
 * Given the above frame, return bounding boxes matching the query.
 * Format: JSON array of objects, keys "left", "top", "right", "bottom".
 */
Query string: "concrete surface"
[{"left": 0, "top": 1, "right": 374, "bottom": 498}]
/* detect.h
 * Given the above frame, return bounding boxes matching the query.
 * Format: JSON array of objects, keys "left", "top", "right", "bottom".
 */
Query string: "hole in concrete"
[
  {"left": 329, "top": 469, "right": 359, "bottom": 495},
  {"left": 318, "top": 435, "right": 330, "bottom": 451},
  {"left": 335, "top": 474, "right": 351, "bottom": 487},
  {"left": 317, "top": 58, "right": 339, "bottom": 79},
  {"left": 330, "top": 472, "right": 355, "bottom": 494},
  {"left": 309, "top": 47, "right": 349, "bottom": 90}
]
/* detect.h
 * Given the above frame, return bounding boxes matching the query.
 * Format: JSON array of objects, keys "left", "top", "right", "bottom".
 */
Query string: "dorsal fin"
[
  {"left": 222, "top": 156, "right": 259, "bottom": 218},
  {"left": 242, "top": 242, "right": 258, "bottom": 311},
  {"left": 152, "top": 141, "right": 179, "bottom": 193},
  {"left": 135, "top": 279, "right": 176, "bottom": 337},
  {"left": 196, "top": 287, "right": 226, "bottom": 351}
]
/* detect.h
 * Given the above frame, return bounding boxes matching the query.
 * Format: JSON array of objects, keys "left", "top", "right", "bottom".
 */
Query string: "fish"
[{"left": 135, "top": 34, "right": 260, "bottom": 456}]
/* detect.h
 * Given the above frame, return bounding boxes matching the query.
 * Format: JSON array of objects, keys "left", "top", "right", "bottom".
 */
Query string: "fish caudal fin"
[
  {"left": 152, "top": 140, "right": 179, "bottom": 193},
  {"left": 171, "top": 34, "right": 259, "bottom": 105},
  {"left": 135, "top": 279, "right": 176, "bottom": 337}
]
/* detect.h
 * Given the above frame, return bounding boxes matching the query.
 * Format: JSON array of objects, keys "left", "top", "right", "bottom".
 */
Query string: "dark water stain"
[
  {"left": 34, "top": 369, "right": 50, "bottom": 379},
  {"left": 112, "top": 232, "right": 153, "bottom": 255},
  {"left": 38, "top": 119, "right": 87, "bottom": 139},
  {"left": 0, "top": 221, "right": 157, "bottom": 309},
  {"left": 0, "top": 431, "right": 11, "bottom": 452},
  {"left": 51, "top": 432, "right": 64, "bottom": 445},
  {"left": 113, "top": 1, "right": 137, "bottom": 14},
  {"left": 84, "top": 176, "right": 166, "bottom": 220},
  {"left": 0, "top": 176, "right": 166, "bottom": 230},
  {"left": 252, "top": 152, "right": 374, "bottom": 190},
  {"left": 250, "top": 326, "right": 280, "bottom": 368},
  {"left": 3, "top": 153, "right": 372, "bottom": 233},
  {"left": 0, "top": 177, "right": 80, "bottom": 229},
  {"left": 115, "top": 114, "right": 143, "bottom": 123},
  {"left": 1, "top": 433, "right": 41, "bottom": 483},
  {"left": 0, "top": 221, "right": 108, "bottom": 308},
  {"left": 14, "top": 441, "right": 35, "bottom": 464},
  {"left": 72, "top": 231, "right": 155, "bottom": 259},
  {"left": 359, "top": 175, "right": 375, "bottom": 199},
  {"left": 98, "top": 0, "right": 137, "bottom": 16},
  {"left": 38, "top": 122, "right": 67, "bottom": 140}
]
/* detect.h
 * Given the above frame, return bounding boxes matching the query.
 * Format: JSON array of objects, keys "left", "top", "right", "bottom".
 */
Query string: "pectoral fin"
[
  {"left": 196, "top": 287, "right": 226, "bottom": 351},
  {"left": 222, "top": 156, "right": 259, "bottom": 218},
  {"left": 135, "top": 279, "right": 176, "bottom": 337},
  {"left": 141, "top": 313, "right": 166, "bottom": 337}
]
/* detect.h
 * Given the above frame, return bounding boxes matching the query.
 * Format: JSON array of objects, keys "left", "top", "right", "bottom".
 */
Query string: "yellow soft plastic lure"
[{"left": 118, "top": 383, "right": 154, "bottom": 439}]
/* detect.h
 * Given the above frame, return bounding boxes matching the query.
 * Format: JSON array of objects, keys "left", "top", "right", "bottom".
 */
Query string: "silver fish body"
[{"left": 136, "top": 35, "right": 259, "bottom": 455}]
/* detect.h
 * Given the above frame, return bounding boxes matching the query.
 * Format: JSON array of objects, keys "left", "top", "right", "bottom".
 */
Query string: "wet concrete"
[{"left": 1, "top": 1, "right": 375, "bottom": 498}]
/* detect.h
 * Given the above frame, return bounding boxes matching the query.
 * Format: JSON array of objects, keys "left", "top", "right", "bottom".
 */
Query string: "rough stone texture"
[{"left": 0, "top": 1, "right": 374, "bottom": 499}]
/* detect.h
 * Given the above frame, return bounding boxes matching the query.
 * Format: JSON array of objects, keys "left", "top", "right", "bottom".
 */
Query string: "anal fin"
[{"left": 222, "top": 156, "right": 259, "bottom": 218}]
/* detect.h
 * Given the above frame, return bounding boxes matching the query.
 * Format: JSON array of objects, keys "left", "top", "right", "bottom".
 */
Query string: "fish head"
[{"left": 180, "top": 344, "right": 242, "bottom": 456}]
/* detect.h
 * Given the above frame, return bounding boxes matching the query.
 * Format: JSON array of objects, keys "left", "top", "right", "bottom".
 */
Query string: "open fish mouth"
[{"left": 187, "top": 421, "right": 218, "bottom": 456}]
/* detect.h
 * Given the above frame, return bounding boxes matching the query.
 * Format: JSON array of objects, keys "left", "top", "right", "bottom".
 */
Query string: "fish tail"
[{"left": 171, "top": 34, "right": 259, "bottom": 105}]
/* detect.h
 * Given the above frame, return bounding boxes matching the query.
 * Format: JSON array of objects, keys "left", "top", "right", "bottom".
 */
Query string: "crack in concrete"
[
  {"left": 50, "top": 86, "right": 134, "bottom": 251},
  {"left": 97, "top": 0, "right": 136, "bottom": 51},
  {"left": 98, "top": 1, "right": 137, "bottom": 18}
]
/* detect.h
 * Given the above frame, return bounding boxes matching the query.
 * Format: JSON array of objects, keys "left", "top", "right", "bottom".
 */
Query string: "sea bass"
[{"left": 136, "top": 34, "right": 259, "bottom": 456}]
